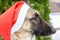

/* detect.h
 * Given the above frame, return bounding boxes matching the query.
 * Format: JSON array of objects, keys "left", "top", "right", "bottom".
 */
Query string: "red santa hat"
[{"left": 0, "top": 1, "right": 30, "bottom": 40}]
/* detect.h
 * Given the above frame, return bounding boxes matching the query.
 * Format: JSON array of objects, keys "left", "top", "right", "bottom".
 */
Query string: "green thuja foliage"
[
  {"left": 0, "top": 0, "right": 51, "bottom": 40},
  {"left": 0, "top": 0, "right": 19, "bottom": 14},
  {"left": 0, "top": 35, "right": 3, "bottom": 40}
]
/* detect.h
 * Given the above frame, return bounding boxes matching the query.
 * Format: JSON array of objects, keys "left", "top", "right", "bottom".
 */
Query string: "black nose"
[{"left": 52, "top": 28, "right": 56, "bottom": 33}]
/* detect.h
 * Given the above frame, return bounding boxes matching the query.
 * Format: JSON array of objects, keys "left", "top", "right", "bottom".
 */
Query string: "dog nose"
[{"left": 52, "top": 28, "right": 56, "bottom": 33}]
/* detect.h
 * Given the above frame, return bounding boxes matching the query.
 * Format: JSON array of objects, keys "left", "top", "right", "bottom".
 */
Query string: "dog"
[
  {"left": 12, "top": 8, "right": 56, "bottom": 40},
  {"left": 0, "top": 0, "right": 56, "bottom": 40}
]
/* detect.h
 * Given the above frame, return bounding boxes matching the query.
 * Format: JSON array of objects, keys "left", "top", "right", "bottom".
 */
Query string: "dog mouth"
[
  {"left": 33, "top": 28, "right": 56, "bottom": 36},
  {"left": 33, "top": 31, "right": 51, "bottom": 36},
  {"left": 33, "top": 31, "right": 41, "bottom": 36}
]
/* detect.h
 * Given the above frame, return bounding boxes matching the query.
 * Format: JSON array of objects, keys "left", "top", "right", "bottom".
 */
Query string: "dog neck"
[{"left": 11, "top": 30, "right": 36, "bottom": 40}]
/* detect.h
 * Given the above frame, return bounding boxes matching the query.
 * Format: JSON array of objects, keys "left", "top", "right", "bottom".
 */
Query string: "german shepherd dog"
[{"left": 11, "top": 0, "right": 56, "bottom": 40}]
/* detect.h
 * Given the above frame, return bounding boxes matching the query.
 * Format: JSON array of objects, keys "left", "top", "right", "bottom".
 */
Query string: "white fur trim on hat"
[{"left": 11, "top": 3, "right": 30, "bottom": 34}]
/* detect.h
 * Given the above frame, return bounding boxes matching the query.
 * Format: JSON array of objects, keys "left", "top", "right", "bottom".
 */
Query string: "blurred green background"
[{"left": 0, "top": 0, "right": 51, "bottom": 40}]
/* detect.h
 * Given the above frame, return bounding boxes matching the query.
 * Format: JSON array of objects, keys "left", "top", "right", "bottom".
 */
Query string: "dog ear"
[
  {"left": 20, "top": 0, "right": 30, "bottom": 5},
  {"left": 19, "top": 0, "right": 28, "bottom": 3},
  {"left": 19, "top": 0, "right": 24, "bottom": 1}
]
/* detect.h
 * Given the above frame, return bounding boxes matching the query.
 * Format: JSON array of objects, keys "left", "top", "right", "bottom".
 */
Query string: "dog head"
[
  {"left": 14, "top": 0, "right": 56, "bottom": 36},
  {"left": 19, "top": 8, "right": 56, "bottom": 36}
]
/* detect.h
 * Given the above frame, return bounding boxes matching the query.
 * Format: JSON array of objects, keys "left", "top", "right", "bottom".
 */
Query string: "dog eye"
[
  {"left": 30, "top": 13, "right": 39, "bottom": 21},
  {"left": 34, "top": 13, "right": 39, "bottom": 18}
]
